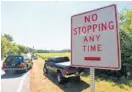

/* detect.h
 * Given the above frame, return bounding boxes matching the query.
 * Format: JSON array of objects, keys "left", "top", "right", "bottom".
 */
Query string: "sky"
[{"left": 1, "top": 1, "right": 132, "bottom": 50}]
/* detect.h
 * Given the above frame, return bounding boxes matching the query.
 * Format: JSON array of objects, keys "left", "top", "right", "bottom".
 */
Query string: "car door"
[
  {"left": 46, "top": 58, "right": 53, "bottom": 71},
  {"left": 47, "top": 58, "right": 57, "bottom": 73},
  {"left": 49, "top": 60, "right": 56, "bottom": 73}
]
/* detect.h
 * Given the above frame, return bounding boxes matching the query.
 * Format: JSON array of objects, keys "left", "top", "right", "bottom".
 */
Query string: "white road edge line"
[{"left": 17, "top": 72, "right": 29, "bottom": 92}]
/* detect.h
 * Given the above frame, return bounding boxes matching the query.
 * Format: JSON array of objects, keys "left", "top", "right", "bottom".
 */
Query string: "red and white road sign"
[{"left": 71, "top": 4, "right": 121, "bottom": 70}]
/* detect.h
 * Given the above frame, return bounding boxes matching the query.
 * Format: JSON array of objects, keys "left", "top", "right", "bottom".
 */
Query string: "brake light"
[
  {"left": 19, "top": 63, "right": 25, "bottom": 68},
  {"left": 2, "top": 63, "right": 6, "bottom": 68}
]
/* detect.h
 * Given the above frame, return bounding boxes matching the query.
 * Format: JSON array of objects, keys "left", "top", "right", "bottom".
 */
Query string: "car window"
[
  {"left": 5, "top": 56, "right": 14, "bottom": 62},
  {"left": 5, "top": 56, "right": 24, "bottom": 65},
  {"left": 47, "top": 58, "right": 53, "bottom": 62},
  {"left": 47, "top": 57, "right": 69, "bottom": 63},
  {"left": 54, "top": 57, "right": 69, "bottom": 63},
  {"left": 16, "top": 57, "right": 23, "bottom": 62}
]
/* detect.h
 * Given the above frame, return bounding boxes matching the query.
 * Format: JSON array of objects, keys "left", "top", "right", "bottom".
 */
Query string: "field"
[
  {"left": 37, "top": 52, "right": 71, "bottom": 59},
  {"left": 33, "top": 52, "right": 132, "bottom": 92}
]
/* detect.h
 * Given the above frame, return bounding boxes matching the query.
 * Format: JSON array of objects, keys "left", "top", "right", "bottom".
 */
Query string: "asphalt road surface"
[{"left": 1, "top": 70, "right": 30, "bottom": 92}]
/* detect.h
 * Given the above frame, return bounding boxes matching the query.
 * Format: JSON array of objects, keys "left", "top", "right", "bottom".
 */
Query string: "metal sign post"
[{"left": 90, "top": 68, "right": 95, "bottom": 92}]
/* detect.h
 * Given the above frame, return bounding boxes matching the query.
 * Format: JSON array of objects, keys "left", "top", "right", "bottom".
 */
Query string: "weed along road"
[{"left": 1, "top": 67, "right": 31, "bottom": 92}]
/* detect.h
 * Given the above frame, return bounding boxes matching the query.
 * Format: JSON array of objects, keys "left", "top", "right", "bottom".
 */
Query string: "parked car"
[
  {"left": 32, "top": 56, "right": 38, "bottom": 60},
  {"left": 43, "top": 56, "right": 83, "bottom": 84},
  {"left": 2, "top": 55, "right": 33, "bottom": 74}
]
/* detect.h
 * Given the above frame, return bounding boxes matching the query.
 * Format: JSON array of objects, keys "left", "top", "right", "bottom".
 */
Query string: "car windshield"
[{"left": 53, "top": 57, "right": 70, "bottom": 63}]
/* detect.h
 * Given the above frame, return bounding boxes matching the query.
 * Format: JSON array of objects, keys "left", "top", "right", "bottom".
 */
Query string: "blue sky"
[{"left": 1, "top": 1, "right": 132, "bottom": 50}]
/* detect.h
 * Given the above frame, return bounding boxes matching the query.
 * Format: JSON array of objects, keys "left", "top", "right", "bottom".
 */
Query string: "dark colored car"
[
  {"left": 2, "top": 55, "right": 33, "bottom": 74},
  {"left": 43, "top": 56, "right": 83, "bottom": 84},
  {"left": 32, "top": 56, "right": 38, "bottom": 60}
]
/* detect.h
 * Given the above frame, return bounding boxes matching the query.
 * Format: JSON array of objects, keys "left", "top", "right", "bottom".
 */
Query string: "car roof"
[
  {"left": 8, "top": 55, "right": 23, "bottom": 57},
  {"left": 50, "top": 56, "right": 67, "bottom": 59}
]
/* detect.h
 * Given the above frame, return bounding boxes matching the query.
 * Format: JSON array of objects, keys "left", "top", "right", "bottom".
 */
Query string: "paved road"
[{"left": 1, "top": 70, "right": 30, "bottom": 92}]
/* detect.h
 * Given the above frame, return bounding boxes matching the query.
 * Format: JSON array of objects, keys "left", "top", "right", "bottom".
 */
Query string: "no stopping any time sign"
[{"left": 71, "top": 4, "right": 121, "bottom": 70}]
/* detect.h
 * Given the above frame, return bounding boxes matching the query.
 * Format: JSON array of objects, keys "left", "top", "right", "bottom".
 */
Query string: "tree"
[
  {"left": 1, "top": 36, "right": 13, "bottom": 58},
  {"left": 119, "top": 9, "right": 132, "bottom": 77},
  {"left": 10, "top": 45, "right": 20, "bottom": 54},
  {"left": 17, "top": 45, "right": 28, "bottom": 53},
  {"left": 4, "top": 34, "right": 13, "bottom": 42},
  {"left": 1, "top": 34, "right": 36, "bottom": 59}
]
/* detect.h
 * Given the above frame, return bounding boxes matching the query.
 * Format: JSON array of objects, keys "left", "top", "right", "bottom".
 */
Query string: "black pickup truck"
[{"left": 43, "top": 56, "right": 83, "bottom": 83}]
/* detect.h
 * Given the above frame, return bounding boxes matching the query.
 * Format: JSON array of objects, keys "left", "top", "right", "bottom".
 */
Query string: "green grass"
[
  {"left": 37, "top": 52, "right": 132, "bottom": 92},
  {"left": 37, "top": 52, "right": 70, "bottom": 60}
]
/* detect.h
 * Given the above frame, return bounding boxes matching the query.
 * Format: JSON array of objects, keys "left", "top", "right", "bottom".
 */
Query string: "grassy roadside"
[{"left": 30, "top": 53, "right": 132, "bottom": 92}]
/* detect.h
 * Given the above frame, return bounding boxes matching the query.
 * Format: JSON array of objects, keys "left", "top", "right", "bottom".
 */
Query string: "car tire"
[
  {"left": 57, "top": 72, "right": 64, "bottom": 84},
  {"left": 43, "top": 65, "right": 48, "bottom": 75}
]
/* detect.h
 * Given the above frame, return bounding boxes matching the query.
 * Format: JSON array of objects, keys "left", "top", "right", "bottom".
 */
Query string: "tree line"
[
  {"left": 119, "top": 8, "right": 132, "bottom": 78},
  {"left": 1, "top": 34, "right": 34, "bottom": 59}
]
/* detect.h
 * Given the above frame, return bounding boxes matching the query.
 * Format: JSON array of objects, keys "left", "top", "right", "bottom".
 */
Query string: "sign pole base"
[{"left": 90, "top": 68, "right": 95, "bottom": 92}]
